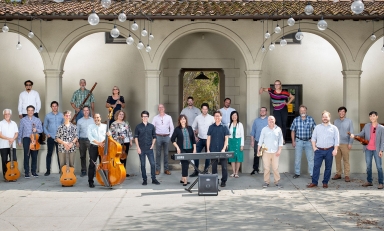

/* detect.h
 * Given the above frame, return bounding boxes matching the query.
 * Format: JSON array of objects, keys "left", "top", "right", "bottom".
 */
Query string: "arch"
[{"left": 356, "top": 27, "right": 384, "bottom": 70}]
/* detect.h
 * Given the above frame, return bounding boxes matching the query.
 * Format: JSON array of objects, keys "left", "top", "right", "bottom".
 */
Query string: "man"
[
  {"left": 43, "top": 101, "right": 64, "bottom": 176},
  {"left": 258, "top": 116, "right": 284, "bottom": 188},
  {"left": 207, "top": 110, "right": 230, "bottom": 187},
  {"left": 333, "top": 106, "right": 354, "bottom": 182},
  {"left": 250, "top": 107, "right": 268, "bottom": 175},
  {"left": 18, "top": 105, "right": 43, "bottom": 178},
  {"left": 87, "top": 113, "right": 107, "bottom": 188},
  {"left": 190, "top": 103, "right": 215, "bottom": 177},
  {"left": 308, "top": 111, "right": 339, "bottom": 189},
  {"left": 152, "top": 104, "right": 174, "bottom": 175},
  {"left": 70, "top": 79, "right": 95, "bottom": 122},
  {"left": 290, "top": 105, "right": 316, "bottom": 179},
  {"left": 76, "top": 106, "right": 94, "bottom": 177},
  {"left": 0, "top": 109, "right": 18, "bottom": 181},
  {"left": 219, "top": 98, "right": 236, "bottom": 125},
  {"left": 135, "top": 111, "right": 160, "bottom": 186},
  {"left": 180, "top": 96, "right": 201, "bottom": 126},
  {"left": 350, "top": 111, "right": 384, "bottom": 189}
]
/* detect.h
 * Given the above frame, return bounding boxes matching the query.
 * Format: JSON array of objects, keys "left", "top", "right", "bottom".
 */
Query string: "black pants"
[
  {"left": 0, "top": 148, "right": 17, "bottom": 178},
  {"left": 46, "top": 137, "right": 59, "bottom": 172},
  {"left": 88, "top": 144, "right": 99, "bottom": 184},
  {"left": 273, "top": 106, "right": 288, "bottom": 141},
  {"left": 79, "top": 138, "right": 90, "bottom": 173},
  {"left": 181, "top": 149, "right": 193, "bottom": 177},
  {"left": 22, "top": 113, "right": 44, "bottom": 143},
  {"left": 211, "top": 158, "right": 228, "bottom": 182},
  {"left": 253, "top": 140, "right": 260, "bottom": 171},
  {"left": 120, "top": 143, "right": 130, "bottom": 169}
]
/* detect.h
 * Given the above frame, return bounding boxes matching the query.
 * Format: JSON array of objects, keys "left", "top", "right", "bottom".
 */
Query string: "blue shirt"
[
  {"left": 250, "top": 116, "right": 268, "bottom": 141},
  {"left": 207, "top": 123, "right": 230, "bottom": 152},
  {"left": 219, "top": 107, "right": 236, "bottom": 125},
  {"left": 43, "top": 112, "right": 64, "bottom": 138},
  {"left": 290, "top": 115, "right": 316, "bottom": 140},
  {"left": 334, "top": 118, "right": 354, "bottom": 145},
  {"left": 18, "top": 116, "right": 43, "bottom": 143},
  {"left": 77, "top": 117, "right": 95, "bottom": 138},
  {"left": 259, "top": 125, "right": 283, "bottom": 153},
  {"left": 311, "top": 123, "right": 340, "bottom": 148},
  {"left": 87, "top": 123, "right": 107, "bottom": 145}
]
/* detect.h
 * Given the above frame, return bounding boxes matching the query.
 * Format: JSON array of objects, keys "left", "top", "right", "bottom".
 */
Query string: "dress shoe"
[
  {"left": 89, "top": 182, "right": 95, "bottom": 188},
  {"left": 331, "top": 174, "right": 341, "bottom": 180},
  {"left": 80, "top": 172, "right": 87, "bottom": 177},
  {"left": 142, "top": 180, "right": 147, "bottom": 185},
  {"left": 220, "top": 181, "right": 226, "bottom": 187},
  {"left": 164, "top": 170, "right": 171, "bottom": 175},
  {"left": 155, "top": 170, "right": 160, "bottom": 175},
  {"left": 189, "top": 172, "right": 198, "bottom": 177},
  {"left": 152, "top": 179, "right": 160, "bottom": 185},
  {"left": 44, "top": 171, "right": 50, "bottom": 176},
  {"left": 362, "top": 182, "right": 373, "bottom": 187},
  {"left": 378, "top": 184, "right": 383, "bottom": 189},
  {"left": 250, "top": 170, "right": 256, "bottom": 175},
  {"left": 323, "top": 184, "right": 328, "bottom": 188},
  {"left": 307, "top": 183, "right": 318, "bottom": 188},
  {"left": 293, "top": 174, "right": 300, "bottom": 179},
  {"left": 345, "top": 176, "right": 351, "bottom": 182},
  {"left": 182, "top": 182, "right": 190, "bottom": 186},
  {"left": 126, "top": 174, "right": 130, "bottom": 177}
]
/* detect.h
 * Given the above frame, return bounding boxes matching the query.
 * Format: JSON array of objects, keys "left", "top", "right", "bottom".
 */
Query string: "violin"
[
  {"left": 347, "top": 132, "right": 369, "bottom": 145},
  {"left": 60, "top": 150, "right": 77, "bottom": 187},
  {"left": 95, "top": 107, "right": 126, "bottom": 187},
  {"left": 30, "top": 123, "right": 40, "bottom": 151},
  {"left": 5, "top": 144, "right": 20, "bottom": 181}
]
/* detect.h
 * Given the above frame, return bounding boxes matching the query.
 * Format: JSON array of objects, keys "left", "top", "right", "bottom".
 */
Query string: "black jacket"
[{"left": 171, "top": 126, "right": 196, "bottom": 150}]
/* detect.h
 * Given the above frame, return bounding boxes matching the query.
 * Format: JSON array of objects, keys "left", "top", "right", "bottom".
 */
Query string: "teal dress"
[{"left": 228, "top": 126, "right": 243, "bottom": 163}]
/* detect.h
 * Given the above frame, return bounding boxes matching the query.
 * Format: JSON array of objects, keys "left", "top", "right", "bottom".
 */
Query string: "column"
[
  {"left": 144, "top": 70, "right": 161, "bottom": 119},
  {"left": 342, "top": 70, "right": 361, "bottom": 133},
  {"left": 44, "top": 69, "right": 63, "bottom": 112}
]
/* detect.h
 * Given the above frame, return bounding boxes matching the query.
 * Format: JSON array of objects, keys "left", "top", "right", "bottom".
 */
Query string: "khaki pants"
[
  {"left": 262, "top": 152, "right": 280, "bottom": 184},
  {"left": 335, "top": 144, "right": 350, "bottom": 176},
  {"left": 59, "top": 152, "right": 75, "bottom": 170}
]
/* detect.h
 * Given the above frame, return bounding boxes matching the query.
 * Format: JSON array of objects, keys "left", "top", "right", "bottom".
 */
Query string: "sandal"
[
  {"left": 230, "top": 174, "right": 235, "bottom": 177},
  {"left": 235, "top": 174, "right": 239, "bottom": 178}
]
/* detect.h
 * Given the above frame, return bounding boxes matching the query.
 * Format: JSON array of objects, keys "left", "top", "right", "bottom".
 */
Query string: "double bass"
[
  {"left": 60, "top": 150, "right": 77, "bottom": 187},
  {"left": 95, "top": 108, "right": 126, "bottom": 187},
  {"left": 5, "top": 144, "right": 20, "bottom": 181}
]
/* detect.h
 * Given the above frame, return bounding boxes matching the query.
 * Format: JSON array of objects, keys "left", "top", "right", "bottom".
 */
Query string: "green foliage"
[{"left": 183, "top": 71, "right": 220, "bottom": 115}]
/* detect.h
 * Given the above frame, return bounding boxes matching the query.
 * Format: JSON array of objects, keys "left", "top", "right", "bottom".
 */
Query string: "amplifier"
[{"left": 198, "top": 174, "right": 218, "bottom": 196}]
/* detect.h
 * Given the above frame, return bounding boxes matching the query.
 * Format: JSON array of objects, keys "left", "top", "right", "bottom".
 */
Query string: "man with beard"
[{"left": 180, "top": 96, "right": 201, "bottom": 127}]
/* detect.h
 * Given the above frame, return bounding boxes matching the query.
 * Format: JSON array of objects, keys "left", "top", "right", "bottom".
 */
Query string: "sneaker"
[
  {"left": 80, "top": 172, "right": 87, "bottom": 177},
  {"left": 142, "top": 180, "right": 147, "bottom": 186},
  {"left": 262, "top": 183, "right": 269, "bottom": 188},
  {"left": 32, "top": 173, "right": 39, "bottom": 178},
  {"left": 220, "top": 181, "right": 226, "bottom": 187},
  {"left": 152, "top": 179, "right": 160, "bottom": 185},
  {"left": 25, "top": 174, "right": 30, "bottom": 179},
  {"left": 293, "top": 174, "right": 300, "bottom": 179},
  {"left": 44, "top": 172, "right": 50, "bottom": 176},
  {"left": 275, "top": 183, "right": 283, "bottom": 188}
]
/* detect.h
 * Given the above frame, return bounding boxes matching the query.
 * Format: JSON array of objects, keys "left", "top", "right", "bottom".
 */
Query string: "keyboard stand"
[{"left": 184, "top": 159, "right": 219, "bottom": 193}]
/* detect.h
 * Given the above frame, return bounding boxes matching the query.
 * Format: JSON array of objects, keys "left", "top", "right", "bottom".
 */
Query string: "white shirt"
[
  {"left": 18, "top": 90, "right": 41, "bottom": 114},
  {"left": 192, "top": 114, "right": 215, "bottom": 139},
  {"left": 0, "top": 119, "right": 18, "bottom": 148},
  {"left": 227, "top": 122, "right": 245, "bottom": 146},
  {"left": 220, "top": 107, "right": 236, "bottom": 125}
]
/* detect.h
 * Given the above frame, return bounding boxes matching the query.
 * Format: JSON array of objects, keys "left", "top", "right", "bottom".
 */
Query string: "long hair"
[
  {"left": 114, "top": 110, "right": 126, "bottom": 121},
  {"left": 177, "top": 114, "right": 189, "bottom": 128},
  {"left": 229, "top": 111, "right": 240, "bottom": 129}
]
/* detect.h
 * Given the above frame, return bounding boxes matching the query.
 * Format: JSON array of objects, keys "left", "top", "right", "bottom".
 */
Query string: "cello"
[
  {"left": 60, "top": 150, "right": 77, "bottom": 187},
  {"left": 30, "top": 123, "right": 40, "bottom": 151},
  {"left": 95, "top": 108, "right": 126, "bottom": 187},
  {"left": 5, "top": 144, "right": 20, "bottom": 181}
]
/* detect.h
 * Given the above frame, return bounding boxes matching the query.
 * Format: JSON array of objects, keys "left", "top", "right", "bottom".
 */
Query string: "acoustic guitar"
[
  {"left": 60, "top": 150, "right": 77, "bottom": 187},
  {"left": 5, "top": 145, "right": 20, "bottom": 181}
]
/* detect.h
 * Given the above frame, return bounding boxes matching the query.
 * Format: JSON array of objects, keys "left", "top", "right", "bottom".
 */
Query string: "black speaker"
[{"left": 198, "top": 174, "right": 218, "bottom": 196}]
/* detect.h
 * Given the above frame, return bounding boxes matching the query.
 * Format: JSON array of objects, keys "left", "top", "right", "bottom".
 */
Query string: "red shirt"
[{"left": 367, "top": 125, "right": 376, "bottom": 151}]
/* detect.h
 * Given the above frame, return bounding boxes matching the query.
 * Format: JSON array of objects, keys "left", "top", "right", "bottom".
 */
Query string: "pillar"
[
  {"left": 342, "top": 70, "right": 361, "bottom": 133},
  {"left": 44, "top": 69, "right": 63, "bottom": 112},
  {"left": 144, "top": 70, "right": 161, "bottom": 119}
]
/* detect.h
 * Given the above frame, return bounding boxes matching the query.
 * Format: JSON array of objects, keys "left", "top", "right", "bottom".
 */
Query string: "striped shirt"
[
  {"left": 311, "top": 123, "right": 340, "bottom": 148},
  {"left": 18, "top": 116, "right": 43, "bottom": 143},
  {"left": 268, "top": 88, "right": 290, "bottom": 110},
  {"left": 70, "top": 88, "right": 95, "bottom": 108}
]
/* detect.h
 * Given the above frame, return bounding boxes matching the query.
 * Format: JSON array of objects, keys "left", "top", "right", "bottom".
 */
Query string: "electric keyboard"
[{"left": 174, "top": 152, "right": 234, "bottom": 160}]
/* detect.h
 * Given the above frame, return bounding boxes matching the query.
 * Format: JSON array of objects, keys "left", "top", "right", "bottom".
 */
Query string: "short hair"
[
  {"left": 274, "top": 80, "right": 282, "bottom": 84},
  {"left": 141, "top": 111, "right": 149, "bottom": 117},
  {"left": 213, "top": 110, "right": 222, "bottom": 116},
  {"left": 299, "top": 105, "right": 307, "bottom": 110},
  {"left": 83, "top": 106, "right": 90, "bottom": 111},
  {"left": 322, "top": 110, "right": 331, "bottom": 117},
  {"left": 3, "top": 109, "right": 12, "bottom": 115},
  {"left": 24, "top": 80, "right": 33, "bottom": 86},
  {"left": 187, "top": 96, "right": 194, "bottom": 101},
  {"left": 114, "top": 110, "right": 126, "bottom": 121},
  {"left": 177, "top": 114, "right": 189, "bottom": 128},
  {"left": 26, "top": 105, "right": 35, "bottom": 111},
  {"left": 112, "top": 86, "right": 120, "bottom": 95},
  {"left": 268, "top": 115, "right": 276, "bottom": 120},
  {"left": 369, "top": 111, "right": 378, "bottom": 116},
  {"left": 260, "top": 107, "right": 267, "bottom": 111},
  {"left": 338, "top": 106, "right": 347, "bottom": 112},
  {"left": 79, "top": 79, "right": 86, "bottom": 83},
  {"left": 224, "top": 98, "right": 231, "bottom": 103},
  {"left": 50, "top": 101, "right": 59, "bottom": 107},
  {"left": 201, "top": 103, "right": 209, "bottom": 109},
  {"left": 93, "top": 113, "right": 101, "bottom": 118},
  {"left": 63, "top": 110, "right": 72, "bottom": 116}
]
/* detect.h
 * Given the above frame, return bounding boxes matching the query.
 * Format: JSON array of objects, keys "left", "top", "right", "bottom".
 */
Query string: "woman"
[
  {"left": 110, "top": 110, "right": 133, "bottom": 177},
  {"left": 227, "top": 111, "right": 244, "bottom": 178},
  {"left": 171, "top": 115, "right": 196, "bottom": 186},
  {"left": 259, "top": 80, "right": 294, "bottom": 144},
  {"left": 106, "top": 86, "right": 125, "bottom": 125}
]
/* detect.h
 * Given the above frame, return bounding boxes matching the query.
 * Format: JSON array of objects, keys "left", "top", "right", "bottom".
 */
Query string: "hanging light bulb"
[
  {"left": 274, "top": 25, "right": 281, "bottom": 34},
  {"left": 370, "top": 33, "right": 377, "bottom": 41},
  {"left": 101, "top": 0, "right": 112, "bottom": 9},
  {"left": 295, "top": 29, "right": 304, "bottom": 41},
  {"left": 16, "top": 42, "right": 22, "bottom": 50},
  {"left": 317, "top": 16, "right": 328, "bottom": 31},
  {"left": 2, "top": 23, "right": 9, "bottom": 32},
  {"left": 126, "top": 35, "right": 134, "bottom": 45},
  {"left": 28, "top": 31, "right": 34, "bottom": 39},
  {"left": 261, "top": 45, "right": 266, "bottom": 53},
  {"left": 149, "top": 33, "right": 154, "bottom": 40},
  {"left": 146, "top": 44, "right": 151, "bottom": 53},
  {"left": 304, "top": 3, "right": 314, "bottom": 15},
  {"left": 269, "top": 43, "right": 275, "bottom": 51},
  {"left": 118, "top": 12, "right": 126, "bottom": 22},
  {"left": 88, "top": 11, "right": 99, "bottom": 26},
  {"left": 110, "top": 25, "right": 120, "bottom": 38},
  {"left": 141, "top": 28, "right": 148, "bottom": 37},
  {"left": 351, "top": 0, "right": 364, "bottom": 15},
  {"left": 280, "top": 37, "right": 287, "bottom": 46},
  {"left": 38, "top": 45, "right": 43, "bottom": 53},
  {"left": 264, "top": 31, "right": 270, "bottom": 39},
  {"left": 131, "top": 21, "right": 139, "bottom": 31},
  {"left": 287, "top": 16, "right": 295, "bottom": 26},
  {"left": 137, "top": 41, "right": 144, "bottom": 50}
]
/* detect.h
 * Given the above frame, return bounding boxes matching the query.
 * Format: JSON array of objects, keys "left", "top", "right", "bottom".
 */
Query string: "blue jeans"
[
  {"left": 46, "top": 137, "right": 59, "bottom": 172},
  {"left": 23, "top": 137, "right": 39, "bottom": 175},
  {"left": 312, "top": 148, "right": 333, "bottom": 185},
  {"left": 155, "top": 136, "right": 170, "bottom": 171},
  {"left": 140, "top": 149, "right": 156, "bottom": 181},
  {"left": 365, "top": 150, "right": 383, "bottom": 184},
  {"left": 294, "top": 139, "right": 314, "bottom": 176},
  {"left": 193, "top": 139, "right": 210, "bottom": 172}
]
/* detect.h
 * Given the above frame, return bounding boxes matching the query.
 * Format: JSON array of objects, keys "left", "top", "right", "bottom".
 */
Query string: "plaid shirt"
[
  {"left": 290, "top": 115, "right": 316, "bottom": 140},
  {"left": 70, "top": 88, "right": 95, "bottom": 108},
  {"left": 18, "top": 116, "right": 43, "bottom": 143}
]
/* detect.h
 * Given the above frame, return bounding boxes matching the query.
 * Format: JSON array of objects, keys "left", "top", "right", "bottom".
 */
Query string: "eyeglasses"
[
  {"left": 113, "top": 88, "right": 118, "bottom": 90},
  {"left": 274, "top": 84, "right": 281, "bottom": 86},
  {"left": 374, "top": 127, "right": 377, "bottom": 133},
  {"left": 25, "top": 84, "right": 32, "bottom": 86}
]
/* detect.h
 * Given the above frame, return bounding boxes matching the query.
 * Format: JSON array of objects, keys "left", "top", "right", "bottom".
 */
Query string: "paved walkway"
[{"left": 0, "top": 172, "right": 383, "bottom": 231}]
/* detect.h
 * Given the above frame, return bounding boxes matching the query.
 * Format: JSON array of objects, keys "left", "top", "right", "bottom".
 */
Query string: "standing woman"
[
  {"left": 227, "top": 111, "right": 244, "bottom": 178},
  {"left": 259, "top": 80, "right": 294, "bottom": 144},
  {"left": 110, "top": 110, "right": 133, "bottom": 177},
  {"left": 106, "top": 86, "right": 125, "bottom": 125},
  {"left": 171, "top": 115, "right": 196, "bottom": 186}
]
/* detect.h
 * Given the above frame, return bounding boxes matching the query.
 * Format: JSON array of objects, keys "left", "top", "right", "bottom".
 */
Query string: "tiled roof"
[{"left": 0, "top": 0, "right": 384, "bottom": 19}]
